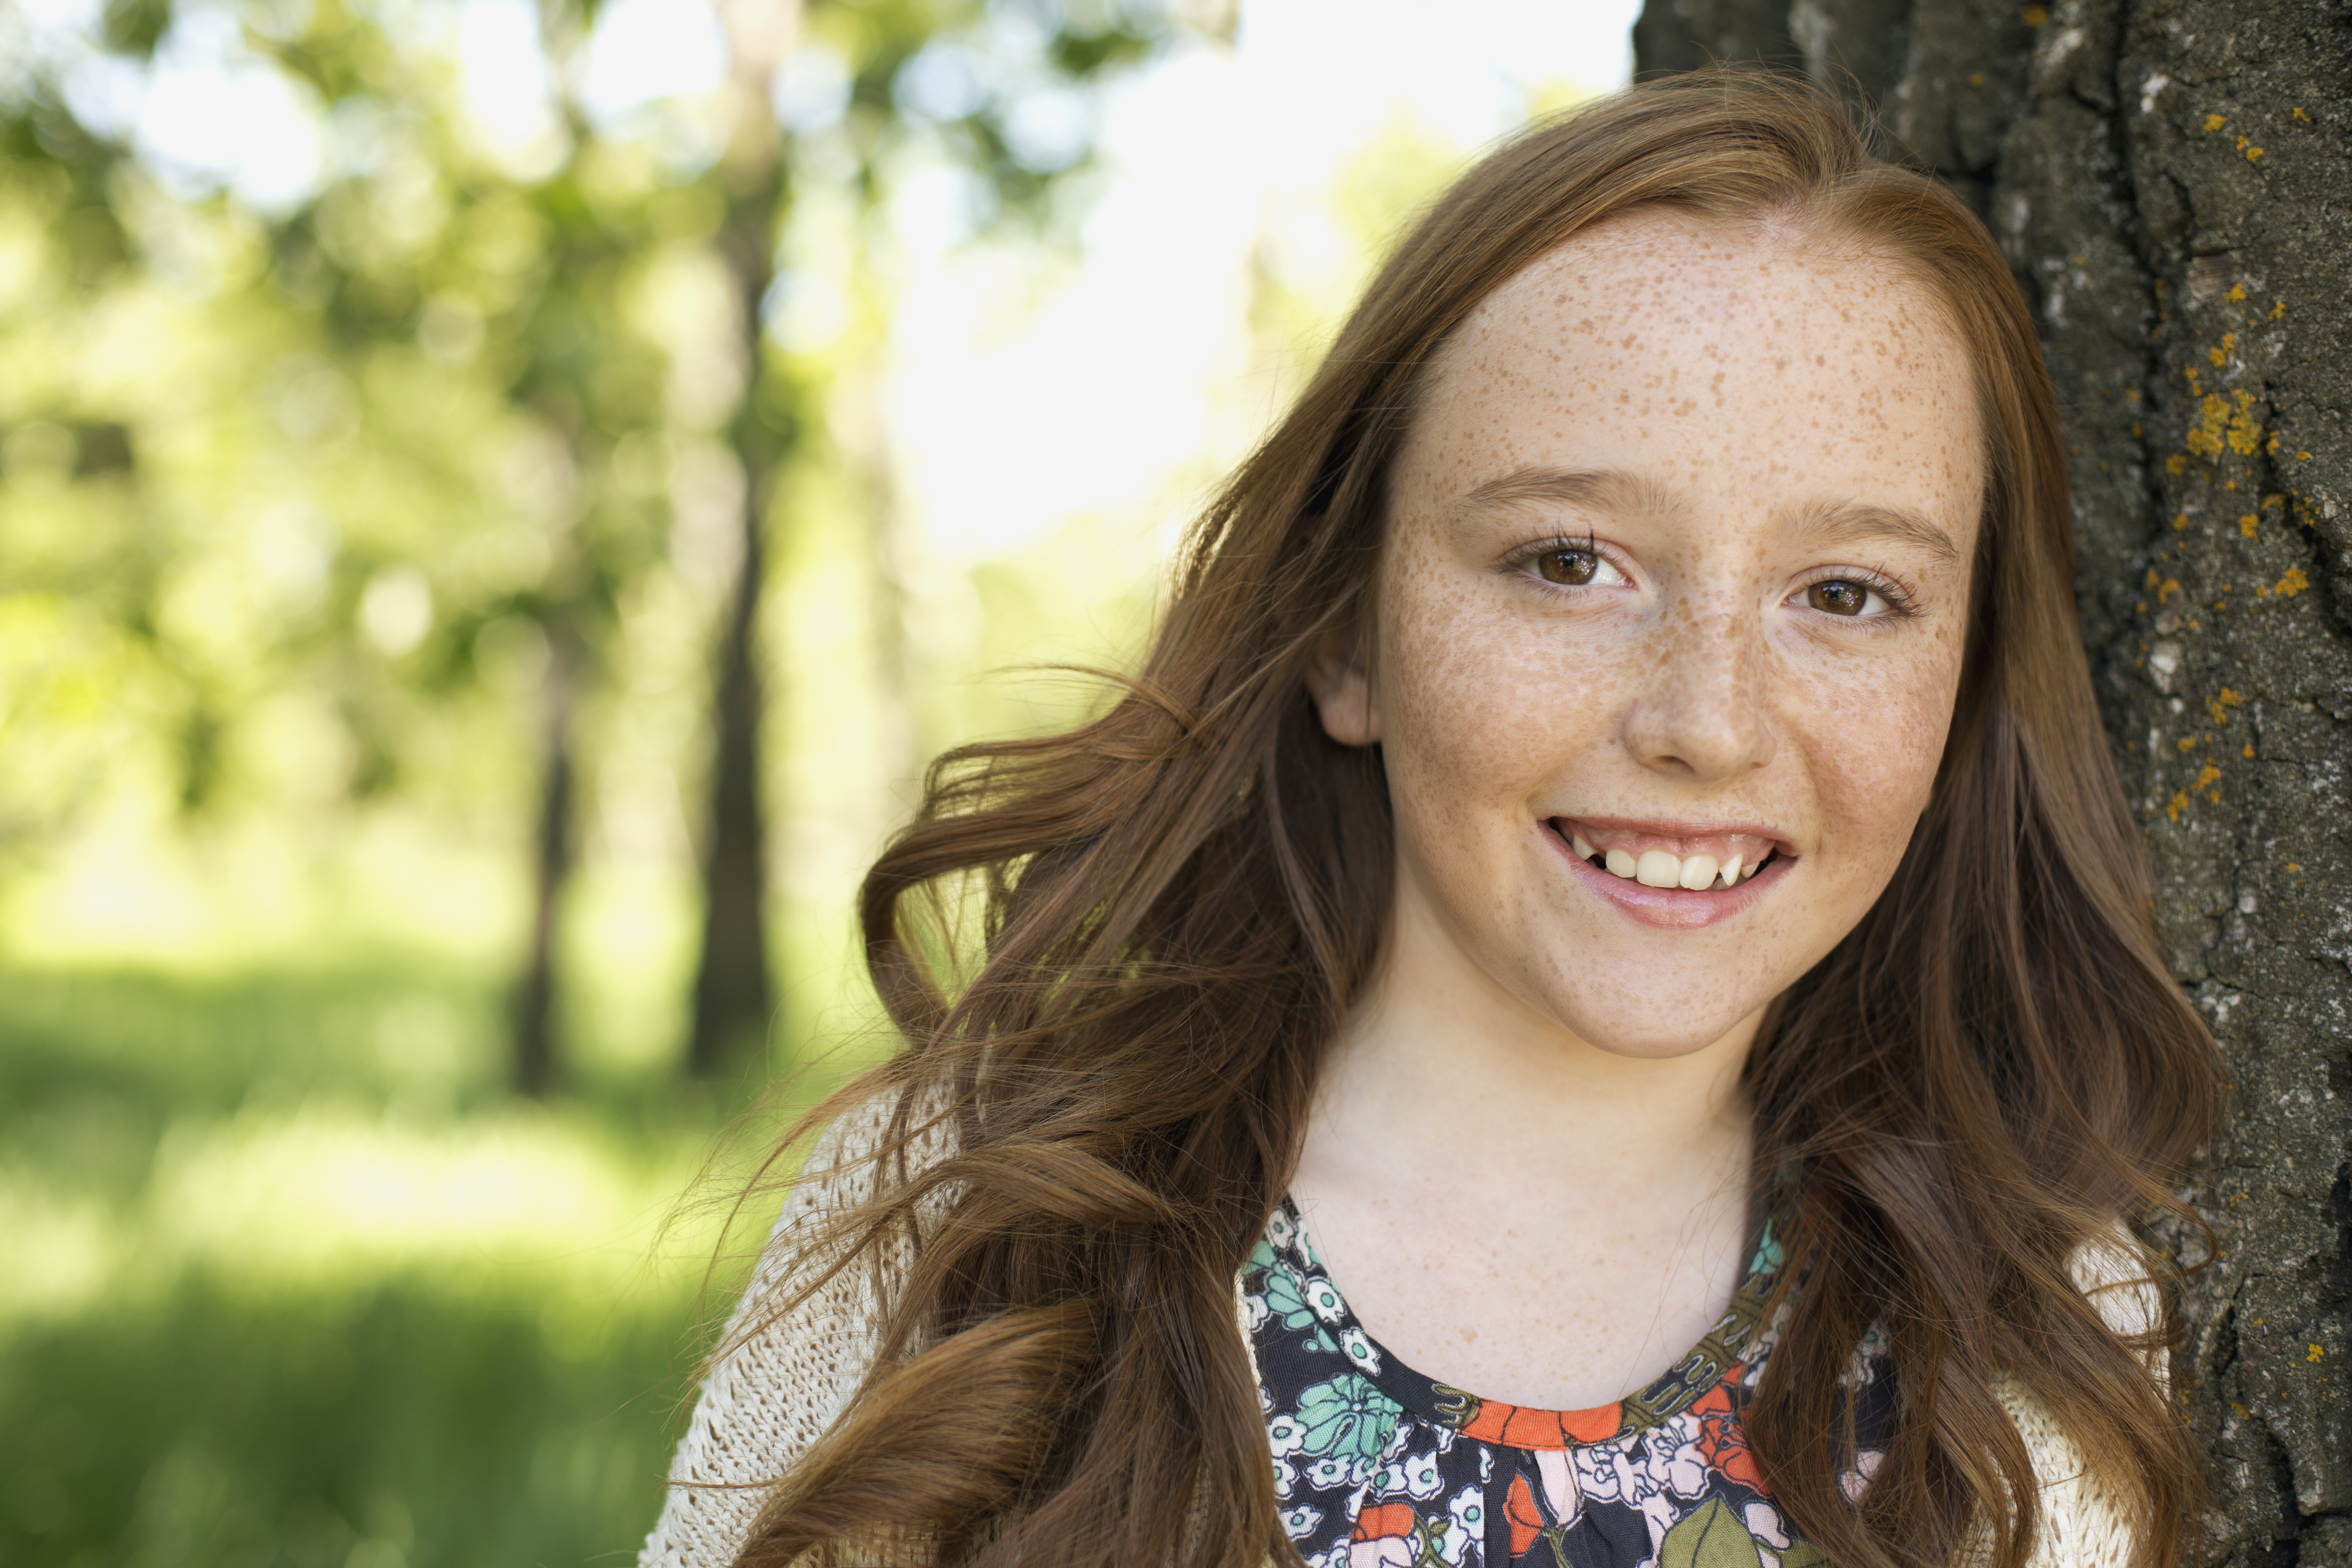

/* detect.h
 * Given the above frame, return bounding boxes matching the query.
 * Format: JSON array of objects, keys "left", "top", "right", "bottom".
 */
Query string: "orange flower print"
[
  {"left": 1348, "top": 1502, "right": 1421, "bottom": 1568},
  {"left": 1459, "top": 1397, "right": 1622, "bottom": 1450},
  {"left": 1505, "top": 1473, "right": 1545, "bottom": 1559},
  {"left": 1689, "top": 1376, "right": 1764, "bottom": 1492}
]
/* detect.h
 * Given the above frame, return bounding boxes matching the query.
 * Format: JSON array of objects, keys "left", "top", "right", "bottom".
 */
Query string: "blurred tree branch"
[{"left": 0, "top": 0, "right": 1216, "bottom": 1090}]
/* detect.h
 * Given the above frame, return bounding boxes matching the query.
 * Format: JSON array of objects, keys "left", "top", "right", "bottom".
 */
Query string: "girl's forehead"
[
  {"left": 1404, "top": 207, "right": 1983, "bottom": 535},
  {"left": 1447, "top": 209, "right": 1953, "bottom": 374}
]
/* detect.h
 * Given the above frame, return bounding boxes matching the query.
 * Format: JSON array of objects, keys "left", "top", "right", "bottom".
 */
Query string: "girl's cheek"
[
  {"left": 1796, "top": 650, "right": 1958, "bottom": 839},
  {"left": 1384, "top": 584, "right": 1635, "bottom": 783}
]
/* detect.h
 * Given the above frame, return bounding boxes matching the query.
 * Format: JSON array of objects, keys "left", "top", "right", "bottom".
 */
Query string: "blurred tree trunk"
[
  {"left": 514, "top": 617, "right": 578, "bottom": 1097},
  {"left": 687, "top": 0, "right": 797, "bottom": 1078},
  {"left": 1633, "top": 7, "right": 2352, "bottom": 1562},
  {"left": 687, "top": 352, "right": 776, "bottom": 1078}
]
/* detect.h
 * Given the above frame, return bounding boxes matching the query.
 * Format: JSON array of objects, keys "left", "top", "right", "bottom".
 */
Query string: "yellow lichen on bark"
[
  {"left": 2187, "top": 394, "right": 2230, "bottom": 457},
  {"left": 2226, "top": 390, "right": 2263, "bottom": 454}
]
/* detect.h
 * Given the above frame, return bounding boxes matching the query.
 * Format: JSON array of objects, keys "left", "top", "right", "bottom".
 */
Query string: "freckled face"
[{"left": 1336, "top": 210, "right": 1985, "bottom": 1059}]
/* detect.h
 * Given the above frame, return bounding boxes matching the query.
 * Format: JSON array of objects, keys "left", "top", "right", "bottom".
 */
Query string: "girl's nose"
[{"left": 1619, "top": 599, "right": 1777, "bottom": 782}]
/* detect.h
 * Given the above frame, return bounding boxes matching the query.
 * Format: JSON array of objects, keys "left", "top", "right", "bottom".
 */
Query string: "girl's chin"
[{"left": 1541, "top": 1009, "right": 1770, "bottom": 1064}]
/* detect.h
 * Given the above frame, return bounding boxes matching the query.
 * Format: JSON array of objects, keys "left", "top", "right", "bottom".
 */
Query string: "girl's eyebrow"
[
  {"left": 1458, "top": 466, "right": 1679, "bottom": 519},
  {"left": 1462, "top": 467, "right": 1960, "bottom": 565},
  {"left": 1791, "top": 502, "right": 1960, "bottom": 563}
]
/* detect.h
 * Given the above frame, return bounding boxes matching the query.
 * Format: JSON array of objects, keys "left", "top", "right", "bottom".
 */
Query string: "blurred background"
[{"left": 0, "top": 0, "right": 1635, "bottom": 1561}]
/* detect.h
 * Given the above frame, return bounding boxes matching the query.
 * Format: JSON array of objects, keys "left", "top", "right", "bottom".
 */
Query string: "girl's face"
[{"left": 1314, "top": 208, "right": 1985, "bottom": 1060}]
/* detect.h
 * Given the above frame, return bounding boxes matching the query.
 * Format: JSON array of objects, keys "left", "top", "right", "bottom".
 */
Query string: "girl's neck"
[
  {"left": 1287, "top": 902, "right": 1767, "bottom": 1409},
  {"left": 1308, "top": 904, "right": 1763, "bottom": 1205}
]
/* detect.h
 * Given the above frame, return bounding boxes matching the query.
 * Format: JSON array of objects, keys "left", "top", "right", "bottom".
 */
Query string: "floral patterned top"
[{"left": 1244, "top": 1198, "right": 1892, "bottom": 1568}]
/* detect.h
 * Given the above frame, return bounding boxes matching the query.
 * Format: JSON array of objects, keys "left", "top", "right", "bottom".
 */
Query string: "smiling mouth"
[{"left": 1548, "top": 818, "right": 1789, "bottom": 892}]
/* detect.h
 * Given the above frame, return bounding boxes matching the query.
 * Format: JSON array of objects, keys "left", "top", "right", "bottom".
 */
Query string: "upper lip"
[{"left": 1546, "top": 813, "right": 1798, "bottom": 858}]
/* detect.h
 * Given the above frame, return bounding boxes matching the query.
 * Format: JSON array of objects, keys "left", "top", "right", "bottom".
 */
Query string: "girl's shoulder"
[
  {"left": 637, "top": 1084, "right": 959, "bottom": 1568},
  {"left": 1988, "top": 1223, "right": 2169, "bottom": 1568},
  {"left": 2070, "top": 1223, "right": 2163, "bottom": 1361}
]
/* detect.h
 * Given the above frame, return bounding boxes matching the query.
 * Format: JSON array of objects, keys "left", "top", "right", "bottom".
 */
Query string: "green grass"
[
  {"left": 0, "top": 958, "right": 779, "bottom": 1568},
  {"left": 1, "top": 1274, "right": 687, "bottom": 1568}
]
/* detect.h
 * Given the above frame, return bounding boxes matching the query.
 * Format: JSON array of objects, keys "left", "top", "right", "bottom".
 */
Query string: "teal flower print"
[{"left": 1292, "top": 1372, "right": 1403, "bottom": 1465}]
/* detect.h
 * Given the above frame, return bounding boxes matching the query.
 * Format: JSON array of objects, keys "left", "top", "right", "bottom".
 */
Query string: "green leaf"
[
  {"left": 1775, "top": 1541, "right": 1835, "bottom": 1568},
  {"left": 1658, "top": 1496, "right": 1766, "bottom": 1568}
]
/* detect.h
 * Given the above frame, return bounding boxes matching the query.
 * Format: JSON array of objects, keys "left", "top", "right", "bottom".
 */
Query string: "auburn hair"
[{"left": 722, "top": 69, "right": 2221, "bottom": 1568}]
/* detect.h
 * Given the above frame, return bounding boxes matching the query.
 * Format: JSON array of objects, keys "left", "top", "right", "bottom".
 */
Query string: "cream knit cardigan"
[{"left": 639, "top": 1100, "right": 2158, "bottom": 1568}]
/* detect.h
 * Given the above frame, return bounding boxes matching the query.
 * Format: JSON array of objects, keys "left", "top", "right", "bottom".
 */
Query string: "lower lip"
[{"left": 1544, "top": 825, "right": 1791, "bottom": 929}]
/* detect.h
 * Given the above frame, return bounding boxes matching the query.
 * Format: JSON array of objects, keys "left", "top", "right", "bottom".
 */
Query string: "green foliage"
[{"left": 0, "top": 0, "right": 1185, "bottom": 837}]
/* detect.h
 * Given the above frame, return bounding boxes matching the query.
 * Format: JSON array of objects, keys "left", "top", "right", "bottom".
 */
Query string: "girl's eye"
[
  {"left": 1536, "top": 548, "right": 1604, "bottom": 586},
  {"left": 1806, "top": 579, "right": 1884, "bottom": 617}
]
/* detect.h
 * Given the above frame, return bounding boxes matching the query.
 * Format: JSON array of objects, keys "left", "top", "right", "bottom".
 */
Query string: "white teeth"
[{"left": 1587, "top": 841, "right": 1773, "bottom": 890}]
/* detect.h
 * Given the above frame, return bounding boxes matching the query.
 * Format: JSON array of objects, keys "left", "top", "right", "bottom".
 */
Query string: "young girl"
[{"left": 641, "top": 71, "right": 2222, "bottom": 1568}]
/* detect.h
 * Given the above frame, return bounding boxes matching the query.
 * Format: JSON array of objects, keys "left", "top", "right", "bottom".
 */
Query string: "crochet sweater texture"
[{"left": 638, "top": 1100, "right": 2159, "bottom": 1568}]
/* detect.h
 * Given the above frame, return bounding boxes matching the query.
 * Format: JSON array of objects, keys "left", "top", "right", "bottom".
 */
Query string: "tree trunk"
[
  {"left": 686, "top": 123, "right": 789, "bottom": 1080},
  {"left": 1628, "top": 10, "right": 2352, "bottom": 1562},
  {"left": 514, "top": 617, "right": 578, "bottom": 1097}
]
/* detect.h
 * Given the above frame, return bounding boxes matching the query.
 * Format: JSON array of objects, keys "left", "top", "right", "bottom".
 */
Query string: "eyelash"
[
  {"left": 1503, "top": 533, "right": 1624, "bottom": 588},
  {"left": 1793, "top": 565, "right": 1924, "bottom": 621},
  {"left": 1504, "top": 537, "right": 1924, "bottom": 621}
]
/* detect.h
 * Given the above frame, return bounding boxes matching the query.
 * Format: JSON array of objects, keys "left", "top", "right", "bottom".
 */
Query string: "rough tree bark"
[{"left": 1629, "top": 7, "right": 2351, "bottom": 1562}]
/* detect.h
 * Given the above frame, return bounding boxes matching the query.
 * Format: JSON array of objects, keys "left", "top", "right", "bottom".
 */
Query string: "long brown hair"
[{"left": 725, "top": 70, "right": 2222, "bottom": 1568}]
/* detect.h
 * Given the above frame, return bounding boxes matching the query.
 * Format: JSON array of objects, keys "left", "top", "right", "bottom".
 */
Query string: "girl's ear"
[{"left": 1305, "top": 631, "right": 1379, "bottom": 746}]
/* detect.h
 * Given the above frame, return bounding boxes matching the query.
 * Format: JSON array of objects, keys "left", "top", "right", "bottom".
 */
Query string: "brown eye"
[
  {"left": 1537, "top": 549, "right": 1599, "bottom": 586},
  {"left": 1807, "top": 580, "right": 1871, "bottom": 616}
]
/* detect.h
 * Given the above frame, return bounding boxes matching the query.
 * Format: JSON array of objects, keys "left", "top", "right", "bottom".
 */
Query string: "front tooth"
[
  {"left": 1717, "top": 853, "right": 1742, "bottom": 887},
  {"left": 1741, "top": 858, "right": 1762, "bottom": 880},
  {"left": 1605, "top": 848, "right": 1639, "bottom": 879},
  {"left": 1572, "top": 830, "right": 1596, "bottom": 861},
  {"left": 1635, "top": 850, "right": 1681, "bottom": 888},
  {"left": 1679, "top": 854, "right": 1719, "bottom": 890}
]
